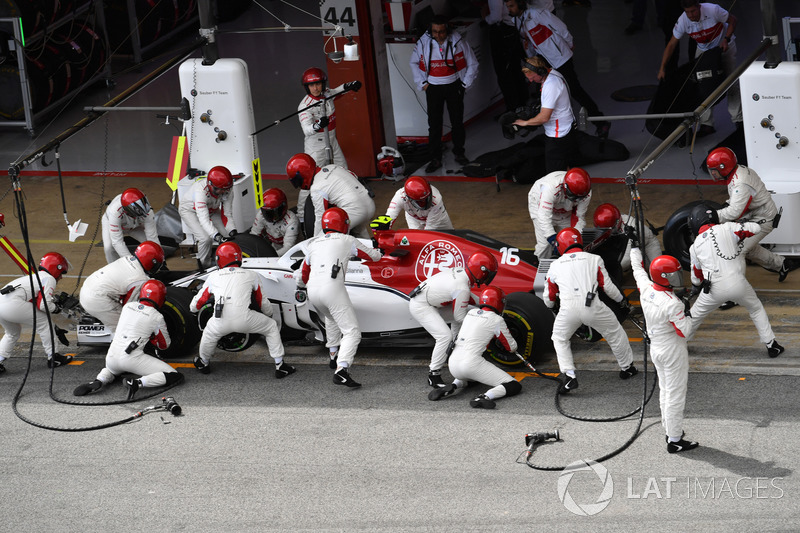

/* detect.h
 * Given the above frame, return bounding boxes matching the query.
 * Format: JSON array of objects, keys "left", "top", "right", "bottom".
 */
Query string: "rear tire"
[
  {"left": 229, "top": 232, "right": 278, "bottom": 258},
  {"left": 159, "top": 286, "right": 200, "bottom": 357},
  {"left": 197, "top": 304, "right": 260, "bottom": 352},
  {"left": 487, "top": 292, "right": 554, "bottom": 366},
  {"left": 663, "top": 200, "right": 724, "bottom": 270}
]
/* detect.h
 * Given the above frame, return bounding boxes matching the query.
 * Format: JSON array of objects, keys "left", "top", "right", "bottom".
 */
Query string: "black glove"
[
  {"left": 225, "top": 229, "right": 238, "bottom": 242},
  {"left": 313, "top": 116, "right": 330, "bottom": 132},
  {"left": 213, "top": 233, "right": 224, "bottom": 244},
  {"left": 344, "top": 80, "right": 362, "bottom": 92},
  {"left": 55, "top": 325, "right": 70, "bottom": 346},
  {"left": 625, "top": 225, "right": 640, "bottom": 248}
]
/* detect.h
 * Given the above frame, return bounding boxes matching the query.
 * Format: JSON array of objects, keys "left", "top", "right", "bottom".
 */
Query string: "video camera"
[{"left": 498, "top": 102, "right": 541, "bottom": 140}]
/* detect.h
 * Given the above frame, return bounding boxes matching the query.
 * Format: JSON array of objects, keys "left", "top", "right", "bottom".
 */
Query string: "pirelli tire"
[
  {"left": 662, "top": 200, "right": 724, "bottom": 270},
  {"left": 159, "top": 286, "right": 201, "bottom": 358},
  {"left": 486, "top": 291, "right": 554, "bottom": 366},
  {"left": 227, "top": 232, "right": 278, "bottom": 258},
  {"left": 197, "top": 304, "right": 260, "bottom": 352}
]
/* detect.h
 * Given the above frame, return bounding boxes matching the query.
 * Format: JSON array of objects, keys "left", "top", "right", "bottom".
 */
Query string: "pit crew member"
[
  {"left": 249, "top": 188, "right": 300, "bottom": 256},
  {"left": 544, "top": 228, "right": 637, "bottom": 393},
  {"left": 428, "top": 286, "right": 522, "bottom": 409},
  {"left": 178, "top": 165, "right": 236, "bottom": 268},
  {"left": 72, "top": 280, "right": 183, "bottom": 398},
  {"left": 409, "top": 250, "right": 498, "bottom": 388},
  {"left": 190, "top": 242, "right": 295, "bottom": 378},
  {"left": 101, "top": 188, "right": 160, "bottom": 263},
  {"left": 384, "top": 176, "right": 453, "bottom": 231},
  {"left": 528, "top": 168, "right": 592, "bottom": 260},
  {"left": 0, "top": 253, "right": 72, "bottom": 372},
  {"left": 296, "top": 207, "right": 382, "bottom": 388}
]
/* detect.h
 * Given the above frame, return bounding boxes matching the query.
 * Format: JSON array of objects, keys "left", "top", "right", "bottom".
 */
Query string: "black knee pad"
[
  {"left": 503, "top": 380, "right": 522, "bottom": 397},
  {"left": 164, "top": 371, "right": 184, "bottom": 385}
]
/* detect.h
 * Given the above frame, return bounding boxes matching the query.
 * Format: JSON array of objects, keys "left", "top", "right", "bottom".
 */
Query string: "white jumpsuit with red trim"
[
  {"left": 178, "top": 177, "right": 235, "bottom": 268},
  {"left": 528, "top": 171, "right": 592, "bottom": 259},
  {"left": 716, "top": 165, "right": 782, "bottom": 272},
  {"left": 298, "top": 86, "right": 348, "bottom": 168},
  {"left": 544, "top": 249, "right": 633, "bottom": 374},
  {"left": 309, "top": 165, "right": 376, "bottom": 239},
  {"left": 250, "top": 209, "right": 301, "bottom": 257},
  {"left": 385, "top": 185, "right": 453, "bottom": 231},
  {"left": 96, "top": 301, "right": 176, "bottom": 387},
  {"left": 689, "top": 222, "right": 775, "bottom": 344},
  {"left": 631, "top": 248, "right": 691, "bottom": 440},
  {"left": 102, "top": 193, "right": 159, "bottom": 263},
  {"left": 297, "top": 232, "right": 382, "bottom": 367},
  {"left": 190, "top": 266, "right": 284, "bottom": 366},
  {"left": 79, "top": 256, "right": 150, "bottom": 327},
  {"left": 449, "top": 307, "right": 519, "bottom": 399},
  {"left": 0, "top": 271, "right": 63, "bottom": 362},
  {"left": 409, "top": 268, "right": 473, "bottom": 373}
]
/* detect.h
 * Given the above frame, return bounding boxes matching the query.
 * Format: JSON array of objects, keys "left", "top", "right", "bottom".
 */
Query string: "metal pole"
[
  {"left": 8, "top": 38, "right": 205, "bottom": 179},
  {"left": 197, "top": 0, "right": 219, "bottom": 66}
]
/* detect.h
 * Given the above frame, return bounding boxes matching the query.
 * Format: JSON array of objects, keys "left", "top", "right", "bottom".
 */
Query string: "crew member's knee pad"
[{"left": 503, "top": 380, "right": 522, "bottom": 397}]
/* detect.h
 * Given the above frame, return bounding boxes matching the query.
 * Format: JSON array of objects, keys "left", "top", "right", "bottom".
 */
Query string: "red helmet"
[
  {"left": 139, "top": 279, "right": 167, "bottom": 308},
  {"left": 261, "top": 188, "right": 288, "bottom": 223},
  {"left": 649, "top": 255, "right": 683, "bottom": 288},
  {"left": 555, "top": 227, "right": 583, "bottom": 255},
  {"left": 404, "top": 176, "right": 432, "bottom": 210},
  {"left": 466, "top": 250, "right": 498, "bottom": 287},
  {"left": 479, "top": 286, "right": 506, "bottom": 314},
  {"left": 377, "top": 146, "right": 405, "bottom": 179},
  {"left": 286, "top": 153, "right": 317, "bottom": 190},
  {"left": 593, "top": 203, "right": 622, "bottom": 230},
  {"left": 120, "top": 188, "right": 151, "bottom": 218},
  {"left": 215, "top": 242, "right": 242, "bottom": 269},
  {"left": 207, "top": 166, "right": 234, "bottom": 197},
  {"left": 321, "top": 207, "right": 349, "bottom": 234},
  {"left": 301, "top": 67, "right": 327, "bottom": 95},
  {"left": 39, "top": 252, "right": 68, "bottom": 281},
  {"left": 563, "top": 168, "right": 591, "bottom": 200},
  {"left": 134, "top": 241, "right": 165, "bottom": 275},
  {"left": 706, "top": 147, "right": 737, "bottom": 180}
]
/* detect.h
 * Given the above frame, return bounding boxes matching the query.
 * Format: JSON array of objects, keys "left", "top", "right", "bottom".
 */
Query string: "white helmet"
[{"left": 376, "top": 146, "right": 405, "bottom": 181}]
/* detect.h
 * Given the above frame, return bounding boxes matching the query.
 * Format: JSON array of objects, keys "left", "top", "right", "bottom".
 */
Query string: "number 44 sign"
[{"left": 320, "top": 0, "right": 359, "bottom": 36}]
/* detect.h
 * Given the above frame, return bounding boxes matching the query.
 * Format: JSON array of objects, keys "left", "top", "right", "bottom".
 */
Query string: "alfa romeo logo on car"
[
  {"left": 415, "top": 239, "right": 465, "bottom": 281},
  {"left": 557, "top": 459, "right": 613, "bottom": 516}
]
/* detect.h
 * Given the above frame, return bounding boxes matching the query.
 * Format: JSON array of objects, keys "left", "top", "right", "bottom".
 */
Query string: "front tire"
[
  {"left": 197, "top": 304, "right": 260, "bottom": 352},
  {"left": 159, "top": 286, "right": 201, "bottom": 357},
  {"left": 487, "top": 292, "right": 554, "bottom": 366}
]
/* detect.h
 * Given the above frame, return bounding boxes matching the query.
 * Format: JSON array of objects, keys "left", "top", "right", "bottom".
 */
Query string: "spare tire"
[
  {"left": 228, "top": 232, "right": 278, "bottom": 258},
  {"left": 662, "top": 200, "right": 724, "bottom": 270},
  {"left": 160, "top": 286, "right": 201, "bottom": 357}
]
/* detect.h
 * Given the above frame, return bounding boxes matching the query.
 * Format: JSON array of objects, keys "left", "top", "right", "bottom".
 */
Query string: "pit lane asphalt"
[{"left": 2, "top": 290, "right": 799, "bottom": 533}]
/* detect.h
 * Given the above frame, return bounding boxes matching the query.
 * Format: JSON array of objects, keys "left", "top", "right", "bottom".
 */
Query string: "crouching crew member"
[
  {"left": 428, "top": 286, "right": 522, "bottom": 409},
  {"left": 190, "top": 242, "right": 295, "bottom": 378},
  {"left": 250, "top": 188, "right": 301, "bottom": 256},
  {"left": 73, "top": 280, "right": 183, "bottom": 399}
]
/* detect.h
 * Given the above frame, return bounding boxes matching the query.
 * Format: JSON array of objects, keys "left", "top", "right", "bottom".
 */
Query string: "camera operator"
[{"left": 513, "top": 56, "right": 577, "bottom": 172}]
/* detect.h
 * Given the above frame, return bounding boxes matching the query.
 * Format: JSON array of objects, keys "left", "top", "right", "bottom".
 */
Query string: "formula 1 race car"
[{"left": 75, "top": 227, "right": 629, "bottom": 366}]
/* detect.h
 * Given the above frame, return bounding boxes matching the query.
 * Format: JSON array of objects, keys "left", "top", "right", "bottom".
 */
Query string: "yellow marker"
[
  {"left": 252, "top": 158, "right": 263, "bottom": 209},
  {"left": 0, "top": 236, "right": 30, "bottom": 274},
  {"left": 166, "top": 136, "right": 188, "bottom": 191},
  {"left": 739, "top": 377, "right": 746, "bottom": 381},
  {"left": 170, "top": 363, "right": 196, "bottom": 369}
]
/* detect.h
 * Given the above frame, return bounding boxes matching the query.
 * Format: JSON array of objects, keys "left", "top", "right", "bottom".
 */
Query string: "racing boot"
[
  {"left": 428, "top": 369, "right": 446, "bottom": 389},
  {"left": 333, "top": 367, "right": 361, "bottom": 388},
  {"left": 124, "top": 378, "right": 141, "bottom": 400},
  {"left": 469, "top": 393, "right": 496, "bottom": 409},
  {"left": 559, "top": 375, "right": 579, "bottom": 394},
  {"left": 73, "top": 379, "right": 103, "bottom": 396},
  {"left": 778, "top": 258, "right": 800, "bottom": 282},
  {"left": 275, "top": 361, "right": 296, "bottom": 379},
  {"left": 428, "top": 383, "right": 456, "bottom": 401},
  {"left": 193, "top": 356, "right": 211, "bottom": 374},
  {"left": 667, "top": 437, "right": 699, "bottom": 454},
  {"left": 767, "top": 340, "right": 785, "bottom": 358},
  {"left": 619, "top": 364, "right": 638, "bottom": 379},
  {"left": 47, "top": 353, "right": 73, "bottom": 368}
]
